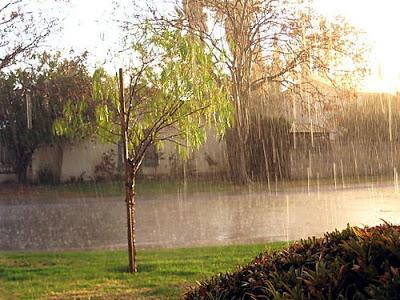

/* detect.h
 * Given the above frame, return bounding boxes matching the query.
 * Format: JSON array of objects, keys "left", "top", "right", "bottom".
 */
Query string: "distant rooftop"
[{"left": 290, "top": 122, "right": 335, "bottom": 133}]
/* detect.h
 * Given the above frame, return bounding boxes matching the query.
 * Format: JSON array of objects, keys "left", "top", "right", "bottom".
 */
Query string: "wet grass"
[
  {"left": 0, "top": 179, "right": 236, "bottom": 200},
  {"left": 0, "top": 242, "right": 286, "bottom": 299},
  {"left": 97, "top": 175, "right": 388, "bottom": 195},
  {"left": 0, "top": 174, "right": 394, "bottom": 201},
  {"left": 54, "top": 179, "right": 235, "bottom": 197}
]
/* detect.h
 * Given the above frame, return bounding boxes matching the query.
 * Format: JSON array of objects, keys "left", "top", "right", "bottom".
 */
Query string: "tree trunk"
[
  {"left": 16, "top": 163, "right": 28, "bottom": 184},
  {"left": 235, "top": 141, "right": 250, "bottom": 185},
  {"left": 119, "top": 68, "right": 137, "bottom": 273},
  {"left": 125, "top": 171, "right": 137, "bottom": 273},
  {"left": 226, "top": 72, "right": 252, "bottom": 185},
  {"left": 15, "top": 152, "right": 32, "bottom": 184},
  {"left": 226, "top": 127, "right": 250, "bottom": 185}
]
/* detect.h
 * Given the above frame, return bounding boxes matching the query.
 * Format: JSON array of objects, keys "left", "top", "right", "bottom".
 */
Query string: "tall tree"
[
  {"left": 59, "top": 26, "right": 232, "bottom": 272},
  {"left": 151, "top": 0, "right": 367, "bottom": 183},
  {"left": 0, "top": 0, "right": 57, "bottom": 70},
  {"left": 0, "top": 52, "right": 92, "bottom": 183}
]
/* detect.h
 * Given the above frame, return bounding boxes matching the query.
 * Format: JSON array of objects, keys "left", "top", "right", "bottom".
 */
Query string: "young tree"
[
  {"left": 86, "top": 27, "right": 231, "bottom": 272},
  {"left": 0, "top": 52, "right": 92, "bottom": 183},
  {"left": 151, "top": 0, "right": 367, "bottom": 183},
  {"left": 0, "top": 0, "right": 57, "bottom": 70}
]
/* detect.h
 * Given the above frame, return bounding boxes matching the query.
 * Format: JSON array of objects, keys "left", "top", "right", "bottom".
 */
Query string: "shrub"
[
  {"left": 184, "top": 223, "right": 400, "bottom": 300},
  {"left": 94, "top": 149, "right": 118, "bottom": 182},
  {"left": 37, "top": 166, "right": 59, "bottom": 185}
]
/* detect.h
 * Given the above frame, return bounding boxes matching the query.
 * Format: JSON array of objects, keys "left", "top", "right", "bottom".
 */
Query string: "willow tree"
[
  {"left": 151, "top": 0, "right": 367, "bottom": 183},
  {"left": 88, "top": 28, "right": 231, "bottom": 272}
]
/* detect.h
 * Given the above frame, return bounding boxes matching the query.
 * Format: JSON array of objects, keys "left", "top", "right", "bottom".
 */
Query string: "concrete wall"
[
  {"left": 0, "top": 173, "right": 17, "bottom": 184},
  {"left": 7, "top": 134, "right": 400, "bottom": 184},
  {"left": 60, "top": 139, "right": 118, "bottom": 182},
  {"left": 192, "top": 132, "right": 229, "bottom": 176},
  {"left": 27, "top": 129, "right": 229, "bottom": 183},
  {"left": 29, "top": 139, "right": 118, "bottom": 183},
  {"left": 140, "top": 130, "right": 229, "bottom": 179},
  {"left": 30, "top": 145, "right": 62, "bottom": 182}
]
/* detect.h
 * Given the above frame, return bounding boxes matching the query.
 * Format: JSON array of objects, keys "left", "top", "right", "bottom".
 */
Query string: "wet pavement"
[{"left": 1, "top": 183, "right": 400, "bottom": 251}]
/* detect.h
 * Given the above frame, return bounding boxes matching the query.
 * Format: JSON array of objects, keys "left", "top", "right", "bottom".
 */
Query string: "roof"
[{"left": 290, "top": 122, "right": 335, "bottom": 134}]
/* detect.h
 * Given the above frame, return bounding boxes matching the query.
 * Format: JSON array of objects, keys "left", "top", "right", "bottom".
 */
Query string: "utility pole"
[{"left": 26, "top": 91, "right": 32, "bottom": 129}]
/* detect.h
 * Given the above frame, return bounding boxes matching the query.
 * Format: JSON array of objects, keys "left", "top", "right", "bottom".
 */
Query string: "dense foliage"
[
  {"left": 247, "top": 117, "right": 291, "bottom": 181},
  {"left": 0, "top": 52, "right": 91, "bottom": 183},
  {"left": 185, "top": 224, "right": 400, "bottom": 299},
  {"left": 226, "top": 117, "right": 291, "bottom": 182},
  {"left": 338, "top": 94, "right": 400, "bottom": 143}
]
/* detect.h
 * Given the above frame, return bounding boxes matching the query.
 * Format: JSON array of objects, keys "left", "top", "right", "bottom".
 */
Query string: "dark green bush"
[
  {"left": 225, "top": 116, "right": 291, "bottom": 182},
  {"left": 184, "top": 224, "right": 400, "bottom": 299},
  {"left": 37, "top": 166, "right": 59, "bottom": 185}
]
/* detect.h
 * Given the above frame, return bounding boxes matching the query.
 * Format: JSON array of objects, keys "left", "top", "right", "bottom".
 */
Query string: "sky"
[
  {"left": 48, "top": 0, "right": 400, "bottom": 93},
  {"left": 314, "top": 0, "right": 400, "bottom": 93}
]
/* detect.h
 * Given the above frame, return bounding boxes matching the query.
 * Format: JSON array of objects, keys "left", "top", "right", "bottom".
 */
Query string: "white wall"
[
  {"left": 30, "top": 145, "right": 62, "bottom": 181},
  {"left": 140, "top": 129, "right": 229, "bottom": 178},
  {"left": 0, "top": 173, "right": 17, "bottom": 184},
  {"left": 28, "top": 130, "right": 229, "bottom": 183},
  {"left": 60, "top": 139, "right": 118, "bottom": 182}
]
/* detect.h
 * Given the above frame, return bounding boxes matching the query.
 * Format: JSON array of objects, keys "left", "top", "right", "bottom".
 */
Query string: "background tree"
[
  {"left": 0, "top": 52, "right": 92, "bottom": 183},
  {"left": 149, "top": 0, "right": 368, "bottom": 183},
  {"left": 60, "top": 26, "right": 232, "bottom": 272},
  {"left": 0, "top": 0, "right": 57, "bottom": 70}
]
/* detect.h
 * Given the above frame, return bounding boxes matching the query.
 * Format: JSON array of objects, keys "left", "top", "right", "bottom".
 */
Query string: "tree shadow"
[{"left": 108, "top": 264, "right": 157, "bottom": 274}]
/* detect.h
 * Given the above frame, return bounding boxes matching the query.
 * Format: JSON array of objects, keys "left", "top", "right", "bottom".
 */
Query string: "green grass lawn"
[
  {"left": 0, "top": 179, "right": 237, "bottom": 200},
  {"left": 0, "top": 243, "right": 286, "bottom": 300},
  {"left": 50, "top": 179, "right": 236, "bottom": 197}
]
